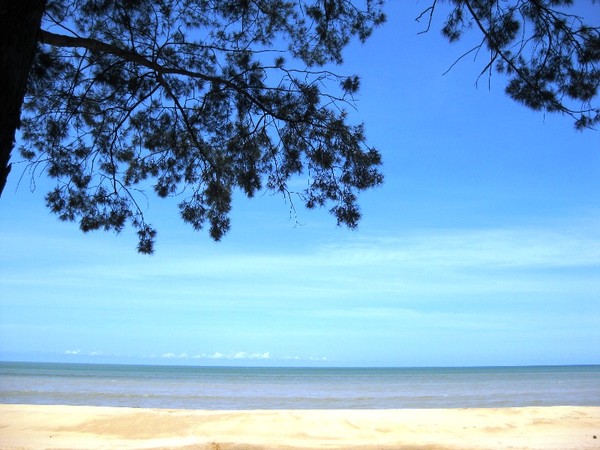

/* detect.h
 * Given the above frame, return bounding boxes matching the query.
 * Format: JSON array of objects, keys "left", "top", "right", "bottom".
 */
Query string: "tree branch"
[
  {"left": 155, "top": 72, "right": 217, "bottom": 171},
  {"left": 40, "top": 29, "right": 219, "bottom": 83},
  {"left": 461, "top": 0, "right": 578, "bottom": 118},
  {"left": 416, "top": 0, "right": 438, "bottom": 35},
  {"left": 39, "top": 29, "right": 296, "bottom": 124}
]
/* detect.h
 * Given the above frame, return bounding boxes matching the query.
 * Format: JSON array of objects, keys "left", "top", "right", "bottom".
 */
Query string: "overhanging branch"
[
  {"left": 461, "top": 0, "right": 576, "bottom": 118},
  {"left": 39, "top": 29, "right": 293, "bottom": 124},
  {"left": 40, "top": 29, "right": 220, "bottom": 83}
]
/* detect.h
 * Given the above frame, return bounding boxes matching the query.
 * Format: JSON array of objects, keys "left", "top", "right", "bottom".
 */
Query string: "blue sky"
[{"left": 1, "top": 2, "right": 599, "bottom": 367}]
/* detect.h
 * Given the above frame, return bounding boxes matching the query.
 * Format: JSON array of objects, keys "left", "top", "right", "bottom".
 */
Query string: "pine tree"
[
  {"left": 2, "top": 1, "right": 597, "bottom": 253},
  {"left": 5, "top": 0, "right": 386, "bottom": 253},
  {"left": 419, "top": 0, "right": 600, "bottom": 129}
]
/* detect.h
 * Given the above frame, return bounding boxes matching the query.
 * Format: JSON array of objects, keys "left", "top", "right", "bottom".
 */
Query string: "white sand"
[{"left": 0, "top": 404, "right": 599, "bottom": 449}]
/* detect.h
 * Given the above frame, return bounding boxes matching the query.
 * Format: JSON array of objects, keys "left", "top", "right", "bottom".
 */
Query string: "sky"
[{"left": 1, "top": 2, "right": 599, "bottom": 367}]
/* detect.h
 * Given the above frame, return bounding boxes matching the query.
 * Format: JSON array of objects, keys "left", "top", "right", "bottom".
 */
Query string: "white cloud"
[
  {"left": 161, "top": 351, "right": 271, "bottom": 360},
  {"left": 203, "top": 351, "right": 271, "bottom": 360},
  {"left": 318, "top": 225, "right": 600, "bottom": 270},
  {"left": 232, "top": 351, "right": 271, "bottom": 360},
  {"left": 63, "top": 350, "right": 113, "bottom": 357},
  {"left": 156, "top": 351, "right": 331, "bottom": 362},
  {"left": 160, "top": 352, "right": 189, "bottom": 359},
  {"left": 9, "top": 220, "right": 600, "bottom": 304}
]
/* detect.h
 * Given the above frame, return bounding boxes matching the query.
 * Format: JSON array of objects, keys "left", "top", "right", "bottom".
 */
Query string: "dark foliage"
[
  {"left": 16, "top": 0, "right": 594, "bottom": 254},
  {"left": 419, "top": 0, "right": 600, "bottom": 129},
  {"left": 20, "top": 0, "right": 386, "bottom": 252}
]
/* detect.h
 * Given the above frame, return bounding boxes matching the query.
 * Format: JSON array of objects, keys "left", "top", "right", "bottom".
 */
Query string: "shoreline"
[{"left": 1, "top": 404, "right": 599, "bottom": 449}]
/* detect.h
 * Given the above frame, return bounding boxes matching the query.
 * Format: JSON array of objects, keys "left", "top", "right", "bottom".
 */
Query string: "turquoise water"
[{"left": 0, "top": 362, "right": 598, "bottom": 409}]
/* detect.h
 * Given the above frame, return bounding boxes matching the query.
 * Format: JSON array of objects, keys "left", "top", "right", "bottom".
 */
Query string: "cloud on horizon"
[
  {"left": 161, "top": 351, "right": 272, "bottom": 360},
  {"left": 58, "top": 350, "right": 328, "bottom": 363}
]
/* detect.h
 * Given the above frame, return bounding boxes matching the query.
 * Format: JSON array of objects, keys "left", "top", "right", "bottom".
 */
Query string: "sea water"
[{"left": 0, "top": 362, "right": 598, "bottom": 409}]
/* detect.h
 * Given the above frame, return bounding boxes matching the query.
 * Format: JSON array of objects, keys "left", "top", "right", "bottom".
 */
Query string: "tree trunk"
[{"left": 0, "top": 0, "right": 47, "bottom": 197}]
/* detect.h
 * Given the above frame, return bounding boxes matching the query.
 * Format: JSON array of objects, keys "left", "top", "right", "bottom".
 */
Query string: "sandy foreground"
[{"left": 0, "top": 404, "right": 599, "bottom": 450}]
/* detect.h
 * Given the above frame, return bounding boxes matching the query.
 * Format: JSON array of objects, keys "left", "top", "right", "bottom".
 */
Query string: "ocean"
[{"left": 0, "top": 362, "right": 598, "bottom": 409}]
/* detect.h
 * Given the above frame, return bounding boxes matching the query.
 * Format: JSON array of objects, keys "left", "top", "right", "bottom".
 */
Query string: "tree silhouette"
[
  {"left": 2, "top": 0, "right": 385, "bottom": 253},
  {"left": 419, "top": 0, "right": 599, "bottom": 129},
  {"left": 1, "top": 2, "right": 47, "bottom": 197},
  {"left": 2, "top": 1, "right": 598, "bottom": 253}
]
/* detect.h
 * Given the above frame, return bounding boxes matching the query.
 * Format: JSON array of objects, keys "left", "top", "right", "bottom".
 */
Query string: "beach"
[{"left": 1, "top": 404, "right": 599, "bottom": 449}]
